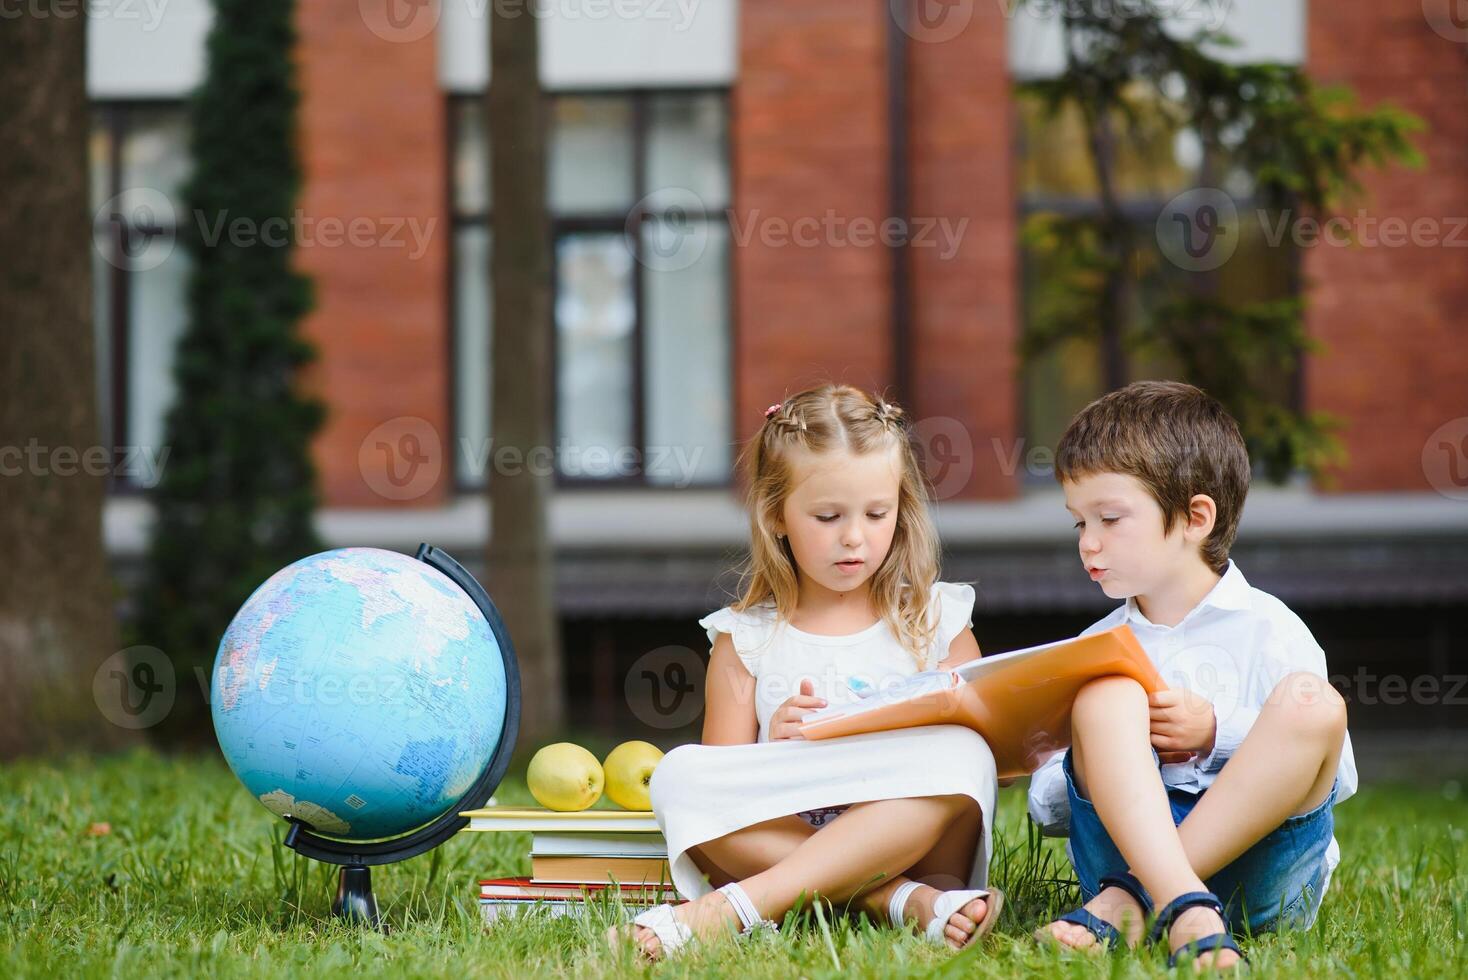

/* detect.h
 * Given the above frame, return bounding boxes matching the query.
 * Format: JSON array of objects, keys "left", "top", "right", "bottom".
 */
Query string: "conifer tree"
[{"left": 135, "top": 0, "right": 324, "bottom": 744}]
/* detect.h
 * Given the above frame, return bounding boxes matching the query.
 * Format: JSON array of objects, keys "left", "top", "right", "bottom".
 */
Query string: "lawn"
[{"left": 1, "top": 748, "right": 1463, "bottom": 978}]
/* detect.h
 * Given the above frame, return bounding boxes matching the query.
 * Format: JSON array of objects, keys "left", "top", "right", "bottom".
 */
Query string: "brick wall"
[
  {"left": 295, "top": 2, "right": 450, "bottom": 507},
  {"left": 1306, "top": 4, "right": 1468, "bottom": 492},
  {"left": 732, "top": 0, "right": 895, "bottom": 440},
  {"left": 733, "top": 0, "right": 1020, "bottom": 499},
  {"left": 906, "top": 2, "right": 1019, "bottom": 500}
]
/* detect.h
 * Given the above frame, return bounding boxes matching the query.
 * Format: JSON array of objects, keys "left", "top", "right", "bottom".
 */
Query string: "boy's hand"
[
  {"left": 1148, "top": 688, "right": 1217, "bottom": 764},
  {"left": 770, "top": 679, "right": 826, "bottom": 740}
]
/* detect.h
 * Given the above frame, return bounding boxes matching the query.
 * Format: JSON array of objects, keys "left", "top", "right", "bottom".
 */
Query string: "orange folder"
[{"left": 798, "top": 625, "right": 1165, "bottom": 778}]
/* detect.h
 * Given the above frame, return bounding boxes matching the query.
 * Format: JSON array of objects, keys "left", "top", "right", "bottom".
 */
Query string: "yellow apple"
[
  {"left": 602, "top": 740, "right": 664, "bottom": 811},
  {"left": 527, "top": 742, "right": 604, "bottom": 811}
]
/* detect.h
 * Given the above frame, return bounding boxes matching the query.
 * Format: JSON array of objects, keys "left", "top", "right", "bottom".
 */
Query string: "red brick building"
[{"left": 91, "top": 1, "right": 1467, "bottom": 731}]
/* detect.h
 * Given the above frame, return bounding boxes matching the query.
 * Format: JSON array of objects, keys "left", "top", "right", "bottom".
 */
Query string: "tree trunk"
[
  {"left": 486, "top": 7, "right": 564, "bottom": 740},
  {"left": 1064, "top": 13, "right": 1130, "bottom": 393},
  {"left": 0, "top": 11, "right": 133, "bottom": 757}
]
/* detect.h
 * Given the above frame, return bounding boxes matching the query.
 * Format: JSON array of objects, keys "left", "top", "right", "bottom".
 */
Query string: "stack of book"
[{"left": 460, "top": 805, "right": 684, "bottom": 924}]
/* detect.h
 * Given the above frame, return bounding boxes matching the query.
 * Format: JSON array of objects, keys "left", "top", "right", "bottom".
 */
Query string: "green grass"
[{"left": 1, "top": 748, "right": 1464, "bottom": 977}]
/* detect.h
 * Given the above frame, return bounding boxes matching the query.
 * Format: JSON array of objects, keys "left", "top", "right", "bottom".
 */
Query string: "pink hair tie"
[{"left": 764, "top": 403, "right": 782, "bottom": 420}]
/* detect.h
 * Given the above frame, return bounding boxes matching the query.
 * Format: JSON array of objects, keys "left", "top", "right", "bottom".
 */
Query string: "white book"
[
  {"left": 480, "top": 899, "right": 584, "bottom": 924},
  {"left": 531, "top": 833, "right": 668, "bottom": 858},
  {"left": 479, "top": 897, "right": 682, "bottom": 926},
  {"left": 459, "top": 807, "right": 662, "bottom": 834}
]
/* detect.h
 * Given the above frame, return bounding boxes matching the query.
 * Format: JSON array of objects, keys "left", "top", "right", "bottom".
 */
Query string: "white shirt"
[
  {"left": 1027, "top": 561, "right": 1357, "bottom": 874},
  {"left": 698, "top": 582, "right": 976, "bottom": 743}
]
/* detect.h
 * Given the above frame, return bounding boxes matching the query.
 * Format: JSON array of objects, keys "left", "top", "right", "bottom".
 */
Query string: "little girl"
[{"left": 612, "top": 384, "right": 1001, "bottom": 960}]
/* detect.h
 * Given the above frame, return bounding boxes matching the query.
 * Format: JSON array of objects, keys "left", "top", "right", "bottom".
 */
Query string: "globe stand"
[
  {"left": 282, "top": 818, "right": 383, "bottom": 929},
  {"left": 276, "top": 544, "right": 522, "bottom": 933},
  {"left": 332, "top": 866, "right": 380, "bottom": 929}
]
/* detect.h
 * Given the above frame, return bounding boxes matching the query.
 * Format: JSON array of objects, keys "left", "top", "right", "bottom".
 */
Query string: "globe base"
[{"left": 332, "top": 865, "right": 382, "bottom": 931}]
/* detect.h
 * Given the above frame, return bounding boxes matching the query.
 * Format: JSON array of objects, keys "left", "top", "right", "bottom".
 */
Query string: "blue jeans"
[{"left": 1062, "top": 750, "right": 1336, "bottom": 936}]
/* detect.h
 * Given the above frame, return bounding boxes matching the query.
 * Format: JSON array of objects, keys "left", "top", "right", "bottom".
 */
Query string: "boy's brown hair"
[{"left": 1055, "top": 381, "right": 1250, "bottom": 573}]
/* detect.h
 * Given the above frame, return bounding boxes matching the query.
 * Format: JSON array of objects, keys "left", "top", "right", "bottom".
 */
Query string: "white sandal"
[
  {"left": 889, "top": 880, "right": 1004, "bottom": 948},
  {"left": 620, "top": 881, "right": 778, "bottom": 960}
]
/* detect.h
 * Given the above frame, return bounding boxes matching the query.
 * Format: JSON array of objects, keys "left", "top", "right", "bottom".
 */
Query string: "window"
[
  {"left": 1015, "top": 86, "right": 1299, "bottom": 477},
  {"left": 91, "top": 102, "right": 192, "bottom": 491},
  {"left": 450, "top": 90, "right": 733, "bottom": 489}
]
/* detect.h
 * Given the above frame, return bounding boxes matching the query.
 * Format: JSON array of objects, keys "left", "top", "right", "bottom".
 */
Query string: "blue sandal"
[
  {"left": 1035, "top": 871, "right": 1152, "bottom": 951},
  {"left": 1148, "top": 890, "right": 1248, "bottom": 970}
]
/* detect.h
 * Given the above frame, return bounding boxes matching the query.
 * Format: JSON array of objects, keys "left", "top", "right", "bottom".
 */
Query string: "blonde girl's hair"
[{"left": 732, "top": 383, "right": 943, "bottom": 667}]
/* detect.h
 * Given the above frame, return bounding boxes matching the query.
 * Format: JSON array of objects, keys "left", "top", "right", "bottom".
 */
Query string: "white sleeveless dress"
[{"left": 648, "top": 582, "right": 999, "bottom": 901}]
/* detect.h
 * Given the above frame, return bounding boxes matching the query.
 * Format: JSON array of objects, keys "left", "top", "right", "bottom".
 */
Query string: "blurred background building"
[{"left": 91, "top": 1, "right": 1467, "bottom": 738}]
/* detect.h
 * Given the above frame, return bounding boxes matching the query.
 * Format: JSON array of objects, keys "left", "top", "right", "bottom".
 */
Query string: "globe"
[{"left": 211, "top": 546, "right": 510, "bottom": 843}]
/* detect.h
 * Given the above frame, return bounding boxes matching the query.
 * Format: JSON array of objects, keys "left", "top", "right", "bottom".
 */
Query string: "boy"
[{"left": 1028, "top": 381, "right": 1355, "bottom": 971}]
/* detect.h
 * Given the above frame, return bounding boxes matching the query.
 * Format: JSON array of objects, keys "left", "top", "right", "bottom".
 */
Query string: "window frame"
[
  {"left": 447, "top": 87, "right": 736, "bottom": 494},
  {"left": 92, "top": 98, "right": 189, "bottom": 496},
  {"left": 1013, "top": 111, "right": 1307, "bottom": 488}
]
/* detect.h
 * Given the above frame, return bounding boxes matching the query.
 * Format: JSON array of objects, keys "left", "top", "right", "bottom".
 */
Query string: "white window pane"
[
  {"left": 120, "top": 107, "right": 190, "bottom": 208},
  {"left": 455, "top": 225, "right": 493, "bottom": 487},
  {"left": 549, "top": 97, "right": 634, "bottom": 214},
  {"left": 126, "top": 238, "right": 191, "bottom": 485},
  {"left": 453, "top": 99, "right": 488, "bottom": 215},
  {"left": 555, "top": 233, "right": 635, "bottom": 478},
  {"left": 641, "top": 221, "right": 730, "bottom": 486},
  {"left": 647, "top": 93, "right": 728, "bottom": 210}
]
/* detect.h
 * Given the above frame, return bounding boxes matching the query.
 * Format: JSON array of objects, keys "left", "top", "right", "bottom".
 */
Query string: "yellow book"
[{"left": 530, "top": 855, "right": 672, "bottom": 886}]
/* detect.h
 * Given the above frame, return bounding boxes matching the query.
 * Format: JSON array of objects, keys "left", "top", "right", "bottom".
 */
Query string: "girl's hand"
[
  {"left": 1149, "top": 687, "right": 1217, "bottom": 764},
  {"left": 769, "top": 679, "right": 827, "bottom": 740}
]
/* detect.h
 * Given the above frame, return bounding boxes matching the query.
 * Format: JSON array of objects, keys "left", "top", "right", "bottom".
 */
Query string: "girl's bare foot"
[
  {"left": 607, "top": 888, "right": 744, "bottom": 961},
  {"left": 902, "top": 884, "right": 992, "bottom": 949}
]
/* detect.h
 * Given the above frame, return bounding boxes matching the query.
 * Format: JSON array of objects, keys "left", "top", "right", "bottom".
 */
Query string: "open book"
[{"left": 798, "top": 624, "right": 1164, "bottom": 778}]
